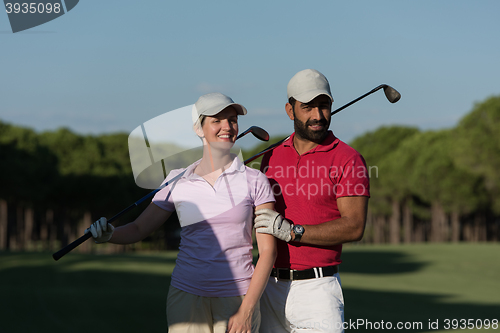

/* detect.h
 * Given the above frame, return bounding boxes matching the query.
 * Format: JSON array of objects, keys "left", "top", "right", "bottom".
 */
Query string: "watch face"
[{"left": 295, "top": 225, "right": 304, "bottom": 234}]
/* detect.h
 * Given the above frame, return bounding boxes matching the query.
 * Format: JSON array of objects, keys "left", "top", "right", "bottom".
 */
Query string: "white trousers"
[{"left": 260, "top": 274, "right": 344, "bottom": 333}]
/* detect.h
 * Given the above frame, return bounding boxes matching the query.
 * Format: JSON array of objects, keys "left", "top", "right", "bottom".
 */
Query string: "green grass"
[
  {"left": 340, "top": 243, "right": 500, "bottom": 332},
  {"left": 0, "top": 251, "right": 176, "bottom": 333},
  {"left": 1, "top": 244, "right": 499, "bottom": 332}
]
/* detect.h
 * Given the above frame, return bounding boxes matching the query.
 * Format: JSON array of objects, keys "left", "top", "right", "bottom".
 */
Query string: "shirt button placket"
[{"left": 295, "top": 155, "right": 301, "bottom": 178}]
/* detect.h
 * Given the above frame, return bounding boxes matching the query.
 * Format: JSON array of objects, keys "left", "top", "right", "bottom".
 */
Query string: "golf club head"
[
  {"left": 236, "top": 126, "right": 269, "bottom": 141},
  {"left": 249, "top": 126, "right": 270, "bottom": 141},
  {"left": 383, "top": 85, "right": 401, "bottom": 103}
]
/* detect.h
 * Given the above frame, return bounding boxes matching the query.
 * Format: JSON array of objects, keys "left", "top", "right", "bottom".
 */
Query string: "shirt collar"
[
  {"left": 283, "top": 131, "right": 339, "bottom": 154},
  {"left": 181, "top": 154, "right": 245, "bottom": 180}
]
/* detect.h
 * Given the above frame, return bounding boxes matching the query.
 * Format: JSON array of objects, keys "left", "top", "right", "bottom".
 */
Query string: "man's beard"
[{"left": 293, "top": 116, "right": 330, "bottom": 143}]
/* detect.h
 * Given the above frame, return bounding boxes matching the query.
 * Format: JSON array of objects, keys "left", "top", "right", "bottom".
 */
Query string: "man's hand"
[
  {"left": 85, "top": 217, "right": 114, "bottom": 243},
  {"left": 254, "top": 209, "right": 292, "bottom": 242}
]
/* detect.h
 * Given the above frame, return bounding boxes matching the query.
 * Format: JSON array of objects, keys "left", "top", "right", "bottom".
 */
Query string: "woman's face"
[{"left": 201, "top": 106, "right": 239, "bottom": 146}]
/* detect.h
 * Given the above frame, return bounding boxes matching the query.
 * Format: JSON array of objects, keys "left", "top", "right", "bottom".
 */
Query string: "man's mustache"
[{"left": 306, "top": 119, "right": 328, "bottom": 127}]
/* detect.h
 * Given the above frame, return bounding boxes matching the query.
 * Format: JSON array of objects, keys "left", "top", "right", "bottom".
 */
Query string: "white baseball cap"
[
  {"left": 191, "top": 93, "right": 247, "bottom": 124},
  {"left": 287, "top": 69, "right": 333, "bottom": 103}
]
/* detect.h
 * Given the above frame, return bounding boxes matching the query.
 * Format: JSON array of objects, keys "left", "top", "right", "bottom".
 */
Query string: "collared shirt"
[
  {"left": 261, "top": 131, "right": 370, "bottom": 270},
  {"left": 153, "top": 155, "right": 275, "bottom": 297}
]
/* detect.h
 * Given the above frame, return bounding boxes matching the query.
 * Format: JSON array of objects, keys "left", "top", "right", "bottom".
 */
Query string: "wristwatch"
[{"left": 292, "top": 224, "right": 305, "bottom": 242}]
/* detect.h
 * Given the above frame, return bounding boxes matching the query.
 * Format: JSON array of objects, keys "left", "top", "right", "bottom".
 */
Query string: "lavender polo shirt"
[{"left": 152, "top": 156, "right": 274, "bottom": 297}]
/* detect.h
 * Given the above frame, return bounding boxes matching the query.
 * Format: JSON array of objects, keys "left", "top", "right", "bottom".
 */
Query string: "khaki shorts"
[{"left": 167, "top": 286, "right": 261, "bottom": 333}]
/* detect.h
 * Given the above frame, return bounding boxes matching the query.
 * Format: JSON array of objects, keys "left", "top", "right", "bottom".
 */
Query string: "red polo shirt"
[{"left": 261, "top": 131, "right": 370, "bottom": 270}]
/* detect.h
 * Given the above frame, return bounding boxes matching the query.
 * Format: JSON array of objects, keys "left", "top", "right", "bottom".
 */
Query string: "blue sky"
[{"left": 1, "top": 0, "right": 499, "bottom": 149}]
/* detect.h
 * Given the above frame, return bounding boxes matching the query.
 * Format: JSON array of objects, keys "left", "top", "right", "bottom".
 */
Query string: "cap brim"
[
  {"left": 202, "top": 103, "right": 247, "bottom": 117},
  {"left": 292, "top": 90, "right": 334, "bottom": 103}
]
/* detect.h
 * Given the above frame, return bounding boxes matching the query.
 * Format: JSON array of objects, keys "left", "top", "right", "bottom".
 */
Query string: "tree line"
[
  {"left": 0, "top": 124, "right": 171, "bottom": 253},
  {"left": 349, "top": 95, "right": 500, "bottom": 243},
  {"left": 1, "top": 95, "right": 499, "bottom": 253}
]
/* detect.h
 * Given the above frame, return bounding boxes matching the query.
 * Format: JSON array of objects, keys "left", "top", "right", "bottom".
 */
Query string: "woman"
[{"left": 87, "top": 92, "right": 277, "bottom": 333}]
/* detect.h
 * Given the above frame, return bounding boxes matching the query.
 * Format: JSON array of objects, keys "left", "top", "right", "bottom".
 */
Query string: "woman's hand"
[
  {"left": 226, "top": 306, "right": 253, "bottom": 333},
  {"left": 85, "top": 217, "right": 114, "bottom": 243}
]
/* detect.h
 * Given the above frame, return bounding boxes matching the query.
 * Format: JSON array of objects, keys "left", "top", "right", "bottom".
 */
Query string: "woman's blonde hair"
[{"left": 193, "top": 115, "right": 207, "bottom": 137}]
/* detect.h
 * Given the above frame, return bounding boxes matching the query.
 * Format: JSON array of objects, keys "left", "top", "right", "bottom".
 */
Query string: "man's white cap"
[
  {"left": 191, "top": 92, "right": 247, "bottom": 124},
  {"left": 287, "top": 69, "right": 334, "bottom": 103}
]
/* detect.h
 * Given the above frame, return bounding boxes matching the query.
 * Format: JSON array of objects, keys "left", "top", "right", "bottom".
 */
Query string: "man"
[{"left": 254, "top": 69, "right": 370, "bottom": 333}]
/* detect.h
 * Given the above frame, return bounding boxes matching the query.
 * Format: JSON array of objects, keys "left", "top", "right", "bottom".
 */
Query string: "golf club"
[
  {"left": 236, "top": 125, "right": 270, "bottom": 141},
  {"left": 244, "top": 84, "right": 401, "bottom": 164},
  {"left": 53, "top": 126, "right": 270, "bottom": 261},
  {"left": 331, "top": 84, "right": 400, "bottom": 116}
]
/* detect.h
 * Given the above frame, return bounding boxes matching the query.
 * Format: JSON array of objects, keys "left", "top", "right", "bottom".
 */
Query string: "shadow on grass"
[
  {"left": 1, "top": 251, "right": 499, "bottom": 333},
  {"left": 344, "top": 288, "right": 500, "bottom": 332},
  {"left": 340, "top": 250, "right": 428, "bottom": 274},
  {"left": 340, "top": 249, "right": 500, "bottom": 332},
  {"left": 0, "top": 252, "right": 174, "bottom": 333}
]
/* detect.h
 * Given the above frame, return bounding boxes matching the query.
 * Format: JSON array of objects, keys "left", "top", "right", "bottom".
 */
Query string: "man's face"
[{"left": 289, "top": 95, "right": 332, "bottom": 143}]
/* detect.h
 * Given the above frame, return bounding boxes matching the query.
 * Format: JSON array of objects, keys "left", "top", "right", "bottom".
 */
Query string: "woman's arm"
[
  {"left": 227, "top": 202, "right": 277, "bottom": 333},
  {"left": 109, "top": 203, "right": 173, "bottom": 244}
]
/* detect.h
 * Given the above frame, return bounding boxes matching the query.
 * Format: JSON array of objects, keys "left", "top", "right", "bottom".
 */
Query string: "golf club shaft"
[
  {"left": 236, "top": 129, "right": 251, "bottom": 140},
  {"left": 53, "top": 126, "right": 267, "bottom": 261},
  {"left": 244, "top": 136, "right": 289, "bottom": 164},
  {"left": 331, "top": 84, "right": 386, "bottom": 116},
  {"left": 245, "top": 84, "right": 400, "bottom": 164},
  {"left": 51, "top": 180, "right": 176, "bottom": 261}
]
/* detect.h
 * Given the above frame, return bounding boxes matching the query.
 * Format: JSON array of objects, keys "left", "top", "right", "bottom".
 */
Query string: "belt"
[{"left": 271, "top": 265, "right": 338, "bottom": 281}]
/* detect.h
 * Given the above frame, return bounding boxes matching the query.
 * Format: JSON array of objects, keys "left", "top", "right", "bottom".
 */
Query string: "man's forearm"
[
  {"left": 254, "top": 197, "right": 369, "bottom": 246},
  {"left": 292, "top": 216, "right": 366, "bottom": 246},
  {"left": 291, "top": 196, "right": 369, "bottom": 246}
]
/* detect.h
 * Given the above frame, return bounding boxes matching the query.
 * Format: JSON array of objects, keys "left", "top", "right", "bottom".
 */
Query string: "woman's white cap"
[
  {"left": 191, "top": 93, "right": 247, "bottom": 124},
  {"left": 287, "top": 69, "right": 334, "bottom": 103}
]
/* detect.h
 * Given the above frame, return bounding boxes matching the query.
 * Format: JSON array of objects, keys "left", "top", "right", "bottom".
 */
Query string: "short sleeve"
[
  {"left": 247, "top": 168, "right": 275, "bottom": 207},
  {"left": 152, "top": 169, "right": 185, "bottom": 212},
  {"left": 334, "top": 153, "right": 370, "bottom": 198}
]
